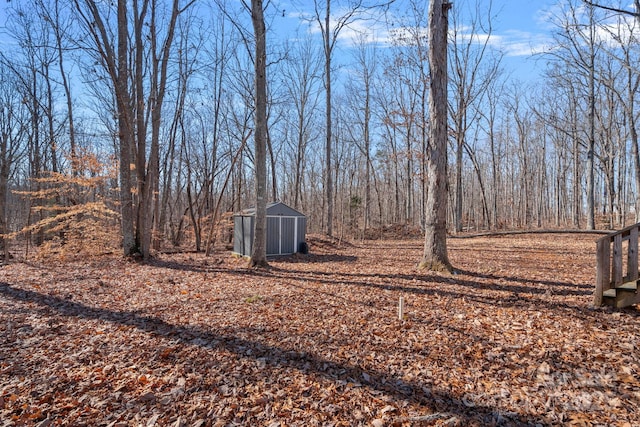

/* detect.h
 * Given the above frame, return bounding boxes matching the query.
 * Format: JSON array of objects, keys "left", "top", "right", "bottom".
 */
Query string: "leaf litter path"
[{"left": 1, "top": 234, "right": 639, "bottom": 426}]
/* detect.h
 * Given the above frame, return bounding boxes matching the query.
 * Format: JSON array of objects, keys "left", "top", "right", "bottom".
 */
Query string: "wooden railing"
[{"left": 594, "top": 223, "right": 640, "bottom": 307}]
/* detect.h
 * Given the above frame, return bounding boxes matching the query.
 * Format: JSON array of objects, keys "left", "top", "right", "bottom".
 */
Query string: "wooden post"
[
  {"left": 628, "top": 226, "right": 638, "bottom": 282},
  {"left": 613, "top": 233, "right": 623, "bottom": 286},
  {"left": 594, "top": 236, "right": 611, "bottom": 307},
  {"left": 398, "top": 297, "right": 405, "bottom": 320}
]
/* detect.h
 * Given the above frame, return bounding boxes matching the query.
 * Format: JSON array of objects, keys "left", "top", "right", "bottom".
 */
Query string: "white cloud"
[
  {"left": 491, "top": 30, "right": 555, "bottom": 56},
  {"left": 538, "top": 3, "right": 640, "bottom": 51},
  {"left": 293, "top": 6, "right": 400, "bottom": 48},
  {"left": 387, "top": 16, "right": 555, "bottom": 58},
  {"left": 289, "top": 3, "right": 557, "bottom": 59}
]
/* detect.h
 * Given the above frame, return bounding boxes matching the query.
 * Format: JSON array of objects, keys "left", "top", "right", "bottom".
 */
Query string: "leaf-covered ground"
[{"left": 1, "top": 234, "right": 639, "bottom": 426}]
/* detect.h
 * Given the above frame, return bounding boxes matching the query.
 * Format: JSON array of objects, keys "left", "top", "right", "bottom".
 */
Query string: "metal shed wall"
[
  {"left": 280, "top": 217, "right": 296, "bottom": 254},
  {"left": 233, "top": 215, "right": 254, "bottom": 257},
  {"left": 233, "top": 202, "right": 307, "bottom": 257}
]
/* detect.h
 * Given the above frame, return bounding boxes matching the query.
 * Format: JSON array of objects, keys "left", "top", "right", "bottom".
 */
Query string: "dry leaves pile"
[{"left": 1, "top": 234, "right": 639, "bottom": 426}]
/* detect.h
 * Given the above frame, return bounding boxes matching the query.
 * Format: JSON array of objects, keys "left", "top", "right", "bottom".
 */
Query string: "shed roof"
[{"left": 236, "top": 201, "right": 305, "bottom": 217}]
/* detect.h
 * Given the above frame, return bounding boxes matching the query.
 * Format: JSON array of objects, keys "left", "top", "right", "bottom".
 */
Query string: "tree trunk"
[
  {"left": 420, "top": 0, "right": 452, "bottom": 272},
  {"left": 79, "top": 0, "right": 137, "bottom": 255},
  {"left": 116, "top": 0, "right": 136, "bottom": 256},
  {"left": 364, "top": 68, "right": 371, "bottom": 231},
  {"left": 266, "top": 126, "right": 277, "bottom": 202},
  {"left": 454, "top": 128, "right": 463, "bottom": 232},
  {"left": 250, "top": 0, "right": 268, "bottom": 268},
  {"left": 324, "top": 2, "right": 334, "bottom": 236},
  {"left": 0, "top": 134, "right": 8, "bottom": 259},
  {"left": 572, "top": 127, "right": 581, "bottom": 228},
  {"left": 133, "top": 0, "right": 149, "bottom": 258},
  {"left": 630, "top": 113, "right": 640, "bottom": 224},
  {"left": 626, "top": 56, "right": 640, "bottom": 223},
  {"left": 489, "top": 129, "right": 499, "bottom": 229},
  {"left": 57, "top": 42, "right": 77, "bottom": 176},
  {"left": 405, "top": 124, "right": 413, "bottom": 224},
  {"left": 586, "top": 4, "right": 596, "bottom": 230}
]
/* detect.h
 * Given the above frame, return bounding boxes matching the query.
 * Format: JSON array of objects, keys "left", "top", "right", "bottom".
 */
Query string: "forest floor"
[{"left": 1, "top": 233, "right": 639, "bottom": 427}]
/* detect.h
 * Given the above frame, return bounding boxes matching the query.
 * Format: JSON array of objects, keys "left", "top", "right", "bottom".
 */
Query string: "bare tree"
[
  {"left": 593, "top": 2, "right": 640, "bottom": 222},
  {"left": 35, "top": 0, "right": 78, "bottom": 175},
  {"left": 3, "top": 3, "right": 63, "bottom": 248},
  {"left": 505, "top": 86, "right": 534, "bottom": 227},
  {"left": 420, "top": 0, "right": 452, "bottom": 272},
  {"left": 586, "top": 3, "right": 597, "bottom": 230},
  {"left": 583, "top": 0, "right": 640, "bottom": 18},
  {"left": 139, "top": 0, "right": 194, "bottom": 258},
  {"left": 346, "top": 36, "right": 377, "bottom": 231},
  {"left": 313, "top": 0, "right": 351, "bottom": 236},
  {"left": 476, "top": 71, "right": 506, "bottom": 229},
  {"left": 449, "top": 0, "right": 500, "bottom": 233},
  {"left": 74, "top": 0, "right": 136, "bottom": 255},
  {"left": 75, "top": 0, "right": 193, "bottom": 258},
  {"left": 249, "top": 0, "right": 269, "bottom": 268},
  {"left": 309, "top": 0, "right": 392, "bottom": 236},
  {"left": 548, "top": 1, "right": 605, "bottom": 229},
  {"left": 281, "top": 36, "right": 323, "bottom": 211},
  {"left": 0, "top": 69, "right": 28, "bottom": 259}
]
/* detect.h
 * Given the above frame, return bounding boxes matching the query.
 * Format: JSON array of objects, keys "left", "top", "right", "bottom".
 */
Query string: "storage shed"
[{"left": 233, "top": 202, "right": 307, "bottom": 257}]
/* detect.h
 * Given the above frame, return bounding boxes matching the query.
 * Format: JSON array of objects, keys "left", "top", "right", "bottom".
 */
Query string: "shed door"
[
  {"left": 266, "top": 217, "right": 280, "bottom": 255},
  {"left": 281, "top": 218, "right": 295, "bottom": 254}
]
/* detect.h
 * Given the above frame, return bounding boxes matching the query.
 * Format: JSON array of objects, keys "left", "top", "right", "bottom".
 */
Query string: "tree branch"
[{"left": 582, "top": 0, "right": 638, "bottom": 17}]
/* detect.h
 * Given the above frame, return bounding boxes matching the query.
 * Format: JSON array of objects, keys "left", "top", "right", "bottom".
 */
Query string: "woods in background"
[{"left": 1, "top": 0, "right": 639, "bottom": 258}]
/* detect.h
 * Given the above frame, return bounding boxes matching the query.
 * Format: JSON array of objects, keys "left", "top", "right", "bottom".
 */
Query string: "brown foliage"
[
  {"left": 8, "top": 151, "right": 119, "bottom": 259},
  {"left": 1, "top": 234, "right": 639, "bottom": 426}
]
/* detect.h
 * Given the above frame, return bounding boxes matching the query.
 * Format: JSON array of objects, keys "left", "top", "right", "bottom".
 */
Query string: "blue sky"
[
  {"left": 486, "top": 0, "right": 558, "bottom": 81},
  {"left": 490, "top": 0, "right": 557, "bottom": 53},
  {"left": 0, "top": 0, "right": 559, "bottom": 82},
  {"left": 289, "top": 0, "right": 560, "bottom": 83}
]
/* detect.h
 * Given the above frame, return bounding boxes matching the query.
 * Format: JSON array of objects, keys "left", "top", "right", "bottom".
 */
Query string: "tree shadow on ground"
[
  {"left": 147, "top": 254, "right": 357, "bottom": 275},
  {"left": 268, "top": 265, "right": 592, "bottom": 297},
  {"left": 257, "top": 266, "right": 620, "bottom": 325},
  {"left": 271, "top": 254, "right": 358, "bottom": 263},
  {"left": 151, "top": 249, "right": 591, "bottom": 297},
  {"left": 454, "top": 269, "right": 593, "bottom": 290},
  {"left": 145, "top": 256, "right": 614, "bottom": 323},
  {"left": 146, "top": 254, "right": 600, "bottom": 319},
  {"left": 0, "top": 281, "right": 548, "bottom": 426}
]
